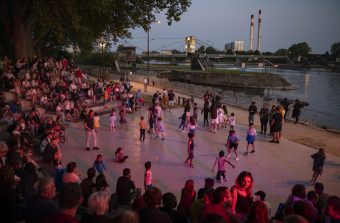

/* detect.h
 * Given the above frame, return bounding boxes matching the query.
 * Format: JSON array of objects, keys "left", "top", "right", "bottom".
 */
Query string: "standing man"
[
  {"left": 84, "top": 110, "right": 99, "bottom": 151},
  {"left": 281, "top": 98, "right": 290, "bottom": 120},
  {"left": 168, "top": 90, "right": 175, "bottom": 112},
  {"left": 248, "top": 101, "right": 257, "bottom": 124},
  {"left": 116, "top": 168, "right": 136, "bottom": 206},
  {"left": 259, "top": 103, "right": 269, "bottom": 134},
  {"left": 292, "top": 99, "right": 303, "bottom": 124}
]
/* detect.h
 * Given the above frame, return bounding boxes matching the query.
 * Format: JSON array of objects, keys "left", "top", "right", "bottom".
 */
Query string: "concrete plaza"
[{"left": 61, "top": 95, "right": 340, "bottom": 213}]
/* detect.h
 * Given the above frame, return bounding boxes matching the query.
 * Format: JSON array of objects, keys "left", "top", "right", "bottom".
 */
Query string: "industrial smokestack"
[
  {"left": 257, "top": 10, "right": 262, "bottom": 52},
  {"left": 249, "top": 14, "right": 254, "bottom": 51}
]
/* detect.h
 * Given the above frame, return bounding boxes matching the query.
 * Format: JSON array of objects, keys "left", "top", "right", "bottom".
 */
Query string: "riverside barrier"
[
  {"left": 83, "top": 66, "right": 340, "bottom": 130},
  {"left": 86, "top": 70, "right": 274, "bottom": 111}
]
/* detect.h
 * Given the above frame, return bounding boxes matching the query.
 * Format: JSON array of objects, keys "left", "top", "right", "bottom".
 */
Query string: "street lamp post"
[
  {"left": 98, "top": 36, "right": 106, "bottom": 78},
  {"left": 147, "top": 20, "right": 160, "bottom": 85},
  {"left": 147, "top": 29, "right": 150, "bottom": 84}
]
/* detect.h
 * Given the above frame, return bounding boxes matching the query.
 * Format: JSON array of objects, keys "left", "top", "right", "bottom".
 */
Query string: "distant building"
[
  {"left": 225, "top": 41, "right": 244, "bottom": 52},
  {"left": 185, "top": 36, "right": 196, "bottom": 54},
  {"left": 160, "top": 50, "right": 172, "bottom": 55}
]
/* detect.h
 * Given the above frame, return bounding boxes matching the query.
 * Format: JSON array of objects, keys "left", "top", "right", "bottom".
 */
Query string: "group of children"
[{"left": 90, "top": 87, "right": 325, "bottom": 192}]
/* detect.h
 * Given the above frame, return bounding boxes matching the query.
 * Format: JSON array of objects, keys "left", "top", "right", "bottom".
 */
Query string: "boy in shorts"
[{"left": 226, "top": 130, "right": 240, "bottom": 161}]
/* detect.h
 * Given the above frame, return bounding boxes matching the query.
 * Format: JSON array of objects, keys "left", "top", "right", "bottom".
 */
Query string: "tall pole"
[
  {"left": 257, "top": 10, "right": 262, "bottom": 52},
  {"left": 101, "top": 45, "right": 104, "bottom": 77},
  {"left": 249, "top": 14, "right": 254, "bottom": 51},
  {"left": 147, "top": 29, "right": 150, "bottom": 84}
]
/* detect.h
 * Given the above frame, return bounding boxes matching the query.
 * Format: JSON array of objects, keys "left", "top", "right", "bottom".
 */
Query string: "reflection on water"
[{"left": 218, "top": 67, "right": 340, "bottom": 129}]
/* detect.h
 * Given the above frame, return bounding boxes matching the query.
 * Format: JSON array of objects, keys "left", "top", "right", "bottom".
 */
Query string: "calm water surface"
[{"left": 218, "top": 67, "right": 340, "bottom": 129}]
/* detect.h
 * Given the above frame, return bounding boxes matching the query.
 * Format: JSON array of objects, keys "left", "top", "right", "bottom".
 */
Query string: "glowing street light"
[{"left": 98, "top": 36, "right": 106, "bottom": 77}]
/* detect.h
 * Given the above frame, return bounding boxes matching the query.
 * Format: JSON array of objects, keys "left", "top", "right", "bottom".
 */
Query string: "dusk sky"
[{"left": 120, "top": 0, "right": 340, "bottom": 54}]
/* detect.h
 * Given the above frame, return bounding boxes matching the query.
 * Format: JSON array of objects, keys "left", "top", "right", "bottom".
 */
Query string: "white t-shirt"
[{"left": 229, "top": 116, "right": 236, "bottom": 126}]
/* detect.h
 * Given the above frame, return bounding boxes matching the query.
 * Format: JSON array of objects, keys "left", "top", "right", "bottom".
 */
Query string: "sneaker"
[
  {"left": 182, "top": 130, "right": 186, "bottom": 132},
  {"left": 189, "top": 164, "right": 194, "bottom": 168},
  {"left": 161, "top": 137, "right": 165, "bottom": 141},
  {"left": 93, "top": 147, "right": 100, "bottom": 150},
  {"left": 269, "top": 140, "right": 276, "bottom": 143},
  {"left": 244, "top": 152, "right": 248, "bottom": 156},
  {"left": 86, "top": 147, "right": 90, "bottom": 151},
  {"left": 235, "top": 157, "right": 239, "bottom": 161},
  {"left": 226, "top": 154, "right": 231, "bottom": 158},
  {"left": 250, "top": 150, "right": 255, "bottom": 153},
  {"left": 155, "top": 136, "right": 159, "bottom": 139}
]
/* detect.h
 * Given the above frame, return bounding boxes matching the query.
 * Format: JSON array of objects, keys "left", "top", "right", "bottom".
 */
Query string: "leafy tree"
[
  {"left": 262, "top": 51, "right": 273, "bottom": 55},
  {"left": 225, "top": 49, "right": 235, "bottom": 55},
  {"left": 246, "top": 50, "right": 254, "bottom": 55},
  {"left": 205, "top": 46, "right": 220, "bottom": 54},
  {"left": 0, "top": 0, "right": 191, "bottom": 59},
  {"left": 253, "top": 50, "right": 260, "bottom": 55},
  {"left": 330, "top": 42, "right": 340, "bottom": 61},
  {"left": 171, "top": 49, "right": 182, "bottom": 54},
  {"left": 197, "top": 46, "right": 205, "bottom": 53},
  {"left": 116, "top": 45, "right": 125, "bottom": 52},
  {"left": 288, "top": 42, "right": 311, "bottom": 57},
  {"left": 275, "top": 48, "right": 288, "bottom": 56}
]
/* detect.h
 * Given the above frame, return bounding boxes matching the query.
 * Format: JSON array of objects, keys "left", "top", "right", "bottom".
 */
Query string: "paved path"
[{"left": 61, "top": 97, "right": 340, "bottom": 214}]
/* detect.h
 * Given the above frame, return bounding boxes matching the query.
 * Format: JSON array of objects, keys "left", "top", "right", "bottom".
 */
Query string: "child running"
[
  {"left": 144, "top": 161, "right": 153, "bottom": 191},
  {"left": 178, "top": 112, "right": 187, "bottom": 132},
  {"left": 212, "top": 150, "right": 235, "bottom": 183},
  {"left": 226, "top": 130, "right": 240, "bottom": 161},
  {"left": 93, "top": 112, "right": 100, "bottom": 132},
  {"left": 114, "top": 147, "right": 128, "bottom": 163},
  {"left": 109, "top": 109, "right": 117, "bottom": 132},
  {"left": 155, "top": 117, "right": 165, "bottom": 140},
  {"left": 311, "top": 148, "right": 326, "bottom": 184},
  {"left": 139, "top": 116, "right": 147, "bottom": 142},
  {"left": 185, "top": 133, "right": 196, "bottom": 168},
  {"left": 245, "top": 123, "right": 257, "bottom": 155},
  {"left": 93, "top": 154, "right": 107, "bottom": 174}
]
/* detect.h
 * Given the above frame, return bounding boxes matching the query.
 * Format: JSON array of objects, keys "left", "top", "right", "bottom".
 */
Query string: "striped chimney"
[
  {"left": 257, "top": 10, "right": 262, "bottom": 52},
  {"left": 249, "top": 14, "right": 254, "bottom": 51}
]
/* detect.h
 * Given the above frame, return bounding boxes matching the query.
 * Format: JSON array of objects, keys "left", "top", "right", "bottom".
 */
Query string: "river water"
[{"left": 217, "top": 66, "right": 340, "bottom": 130}]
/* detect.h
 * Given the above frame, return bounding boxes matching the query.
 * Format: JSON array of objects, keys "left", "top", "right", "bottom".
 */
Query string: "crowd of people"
[{"left": 0, "top": 56, "right": 339, "bottom": 223}]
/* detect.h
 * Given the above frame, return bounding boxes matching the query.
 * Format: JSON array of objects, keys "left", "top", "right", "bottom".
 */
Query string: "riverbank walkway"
[{"left": 60, "top": 81, "right": 340, "bottom": 214}]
